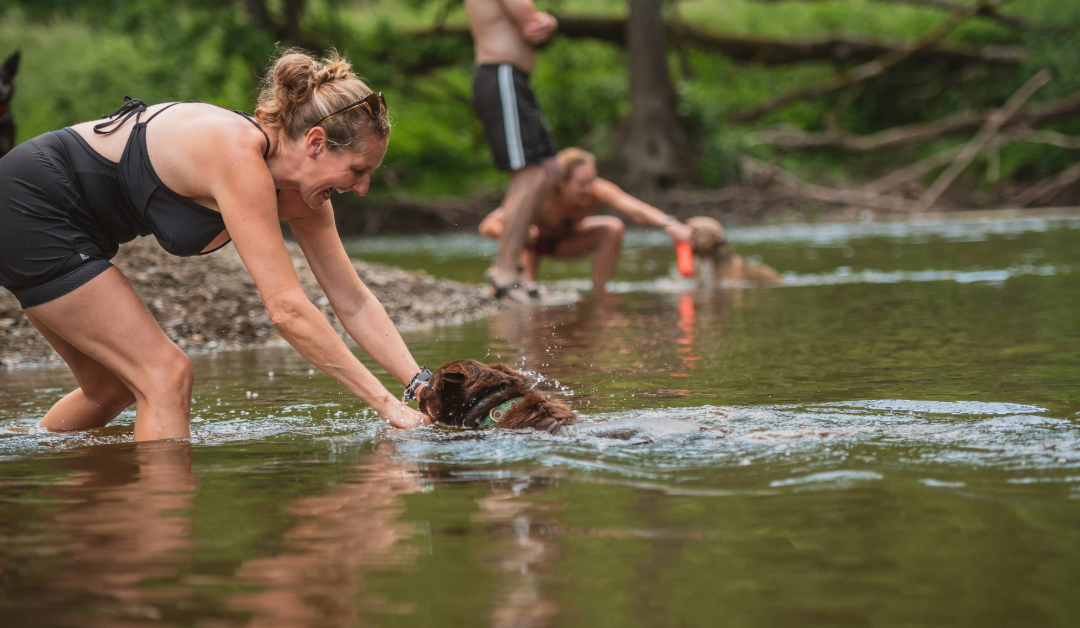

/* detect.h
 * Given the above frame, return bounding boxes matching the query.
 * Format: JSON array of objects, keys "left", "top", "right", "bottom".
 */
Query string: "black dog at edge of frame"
[{"left": 0, "top": 50, "right": 20, "bottom": 159}]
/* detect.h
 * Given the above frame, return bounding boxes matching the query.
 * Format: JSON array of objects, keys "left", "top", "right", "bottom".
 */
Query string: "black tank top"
[{"left": 68, "top": 97, "right": 270, "bottom": 257}]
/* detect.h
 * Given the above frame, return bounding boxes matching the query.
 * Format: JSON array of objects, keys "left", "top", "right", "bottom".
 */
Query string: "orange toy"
[{"left": 675, "top": 242, "right": 694, "bottom": 277}]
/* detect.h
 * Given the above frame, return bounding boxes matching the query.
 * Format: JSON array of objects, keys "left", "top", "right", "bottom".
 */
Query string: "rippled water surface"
[{"left": 2, "top": 216, "right": 1080, "bottom": 627}]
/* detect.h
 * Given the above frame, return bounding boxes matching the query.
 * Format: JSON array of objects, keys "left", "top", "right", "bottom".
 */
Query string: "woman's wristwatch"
[
  {"left": 661, "top": 214, "right": 678, "bottom": 227},
  {"left": 404, "top": 367, "right": 433, "bottom": 401}
]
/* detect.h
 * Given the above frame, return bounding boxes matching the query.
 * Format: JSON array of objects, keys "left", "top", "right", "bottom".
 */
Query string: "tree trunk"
[
  {"left": 621, "top": 0, "right": 688, "bottom": 189},
  {"left": 242, "top": 0, "right": 273, "bottom": 33},
  {"left": 280, "top": 0, "right": 305, "bottom": 43}
]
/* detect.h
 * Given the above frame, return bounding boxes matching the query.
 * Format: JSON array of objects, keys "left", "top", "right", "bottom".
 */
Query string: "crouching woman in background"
[{"left": 479, "top": 148, "right": 693, "bottom": 296}]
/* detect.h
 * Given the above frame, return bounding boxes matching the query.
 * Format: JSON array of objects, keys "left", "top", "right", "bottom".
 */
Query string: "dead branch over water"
[
  {"left": 729, "top": 2, "right": 1000, "bottom": 122},
  {"left": 739, "top": 67, "right": 1080, "bottom": 214},
  {"left": 1009, "top": 163, "right": 1080, "bottom": 208},
  {"left": 411, "top": 16, "right": 1024, "bottom": 70},
  {"left": 915, "top": 69, "right": 1052, "bottom": 211},
  {"left": 740, "top": 155, "right": 923, "bottom": 212},
  {"left": 751, "top": 94, "right": 1080, "bottom": 152}
]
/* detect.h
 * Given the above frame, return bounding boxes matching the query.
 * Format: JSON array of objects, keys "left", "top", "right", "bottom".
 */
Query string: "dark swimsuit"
[
  {"left": 0, "top": 98, "right": 269, "bottom": 308},
  {"left": 527, "top": 217, "right": 578, "bottom": 257}
]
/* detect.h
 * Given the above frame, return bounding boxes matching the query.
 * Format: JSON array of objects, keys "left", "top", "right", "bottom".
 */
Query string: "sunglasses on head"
[{"left": 309, "top": 91, "right": 386, "bottom": 131}]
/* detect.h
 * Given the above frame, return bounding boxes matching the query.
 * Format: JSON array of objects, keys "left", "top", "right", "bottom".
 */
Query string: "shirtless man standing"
[{"left": 466, "top": 0, "right": 562, "bottom": 300}]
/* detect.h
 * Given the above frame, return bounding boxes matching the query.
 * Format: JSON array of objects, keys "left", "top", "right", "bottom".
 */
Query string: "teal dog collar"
[{"left": 476, "top": 397, "right": 524, "bottom": 429}]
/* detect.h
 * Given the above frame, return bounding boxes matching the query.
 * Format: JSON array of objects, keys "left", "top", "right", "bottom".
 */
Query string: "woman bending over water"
[
  {"left": 0, "top": 50, "right": 431, "bottom": 440},
  {"left": 479, "top": 147, "right": 694, "bottom": 296}
]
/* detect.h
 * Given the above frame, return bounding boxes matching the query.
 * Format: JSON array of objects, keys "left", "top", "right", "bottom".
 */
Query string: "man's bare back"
[{"left": 465, "top": 0, "right": 557, "bottom": 73}]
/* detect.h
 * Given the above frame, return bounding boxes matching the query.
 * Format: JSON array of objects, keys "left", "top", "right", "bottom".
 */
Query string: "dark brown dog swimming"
[
  {"left": 418, "top": 359, "right": 579, "bottom": 433},
  {"left": 687, "top": 216, "right": 782, "bottom": 284},
  {"left": 418, "top": 360, "right": 724, "bottom": 440}
]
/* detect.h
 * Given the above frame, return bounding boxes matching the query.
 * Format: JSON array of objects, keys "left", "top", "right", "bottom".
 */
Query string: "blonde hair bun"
[{"left": 255, "top": 49, "right": 389, "bottom": 149}]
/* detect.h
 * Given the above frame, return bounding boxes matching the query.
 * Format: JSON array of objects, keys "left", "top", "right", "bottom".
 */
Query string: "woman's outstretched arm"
[
  {"left": 286, "top": 191, "right": 428, "bottom": 390},
  {"left": 593, "top": 178, "right": 693, "bottom": 244},
  {"left": 209, "top": 149, "right": 427, "bottom": 429}
]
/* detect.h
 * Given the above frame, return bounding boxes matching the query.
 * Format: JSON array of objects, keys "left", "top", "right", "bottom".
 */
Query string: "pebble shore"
[{"left": 0, "top": 238, "right": 497, "bottom": 369}]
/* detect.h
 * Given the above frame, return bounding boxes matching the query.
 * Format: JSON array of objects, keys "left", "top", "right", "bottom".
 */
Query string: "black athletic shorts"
[
  {"left": 0, "top": 133, "right": 114, "bottom": 308},
  {"left": 472, "top": 63, "right": 558, "bottom": 172}
]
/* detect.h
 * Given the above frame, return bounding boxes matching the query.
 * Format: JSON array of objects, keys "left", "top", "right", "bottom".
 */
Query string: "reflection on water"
[
  {"left": 2, "top": 216, "right": 1080, "bottom": 626},
  {"left": 229, "top": 443, "right": 421, "bottom": 628},
  {"left": 474, "top": 476, "right": 559, "bottom": 628},
  {"left": 0, "top": 442, "right": 197, "bottom": 626}
]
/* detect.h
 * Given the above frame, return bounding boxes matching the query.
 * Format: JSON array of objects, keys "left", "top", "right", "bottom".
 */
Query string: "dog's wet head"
[
  {"left": 417, "top": 359, "right": 578, "bottom": 434},
  {"left": 686, "top": 216, "right": 726, "bottom": 256}
]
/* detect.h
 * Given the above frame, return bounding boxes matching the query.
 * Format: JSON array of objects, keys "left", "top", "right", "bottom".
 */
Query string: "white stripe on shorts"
[{"left": 498, "top": 64, "right": 526, "bottom": 170}]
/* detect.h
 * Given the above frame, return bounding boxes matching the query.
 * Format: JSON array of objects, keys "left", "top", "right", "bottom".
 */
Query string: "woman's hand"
[
  {"left": 665, "top": 221, "right": 693, "bottom": 246},
  {"left": 377, "top": 401, "right": 431, "bottom": 430}
]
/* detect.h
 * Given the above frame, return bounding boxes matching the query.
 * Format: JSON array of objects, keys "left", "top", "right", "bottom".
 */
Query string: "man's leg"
[
  {"left": 552, "top": 216, "right": 626, "bottom": 294},
  {"left": 521, "top": 248, "right": 541, "bottom": 285},
  {"left": 491, "top": 157, "right": 561, "bottom": 288}
]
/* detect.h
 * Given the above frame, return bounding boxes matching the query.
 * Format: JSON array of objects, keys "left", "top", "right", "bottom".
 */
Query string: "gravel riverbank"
[{"left": 0, "top": 238, "right": 497, "bottom": 369}]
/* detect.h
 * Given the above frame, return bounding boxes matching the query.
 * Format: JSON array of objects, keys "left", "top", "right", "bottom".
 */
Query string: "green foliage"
[{"left": 1, "top": 0, "right": 1078, "bottom": 199}]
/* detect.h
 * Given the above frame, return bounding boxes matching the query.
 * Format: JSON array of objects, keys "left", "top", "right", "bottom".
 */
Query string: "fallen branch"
[
  {"left": 398, "top": 16, "right": 1025, "bottom": 72},
  {"left": 862, "top": 145, "right": 965, "bottom": 193},
  {"left": 668, "top": 20, "right": 1022, "bottom": 65},
  {"left": 1008, "top": 128, "right": 1080, "bottom": 150},
  {"left": 1008, "top": 162, "right": 1080, "bottom": 208},
  {"left": 915, "top": 68, "right": 1052, "bottom": 212},
  {"left": 751, "top": 93, "right": 1080, "bottom": 151},
  {"left": 729, "top": 2, "right": 987, "bottom": 122},
  {"left": 861, "top": 126, "right": 1080, "bottom": 193},
  {"left": 740, "top": 155, "right": 921, "bottom": 212}
]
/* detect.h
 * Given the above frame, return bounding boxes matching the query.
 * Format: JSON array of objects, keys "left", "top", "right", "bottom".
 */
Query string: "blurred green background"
[{"left": 1, "top": 0, "right": 1077, "bottom": 213}]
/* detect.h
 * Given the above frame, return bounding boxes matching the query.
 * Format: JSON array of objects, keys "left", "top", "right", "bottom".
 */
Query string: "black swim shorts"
[
  {"left": 472, "top": 63, "right": 558, "bottom": 172},
  {"left": 0, "top": 133, "right": 114, "bottom": 308}
]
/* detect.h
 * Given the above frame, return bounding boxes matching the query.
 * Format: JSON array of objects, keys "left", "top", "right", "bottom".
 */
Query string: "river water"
[{"left": 1, "top": 216, "right": 1079, "bottom": 627}]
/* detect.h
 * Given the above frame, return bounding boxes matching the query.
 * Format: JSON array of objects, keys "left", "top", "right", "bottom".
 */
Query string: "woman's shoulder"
[{"left": 591, "top": 177, "right": 625, "bottom": 203}]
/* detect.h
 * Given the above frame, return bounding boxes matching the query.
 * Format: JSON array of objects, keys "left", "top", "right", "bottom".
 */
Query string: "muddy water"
[{"left": 1, "top": 217, "right": 1079, "bottom": 627}]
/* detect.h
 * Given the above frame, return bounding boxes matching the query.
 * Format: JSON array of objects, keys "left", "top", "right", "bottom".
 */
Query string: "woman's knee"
[
  {"left": 597, "top": 217, "right": 625, "bottom": 243},
  {"left": 137, "top": 346, "right": 194, "bottom": 400},
  {"left": 167, "top": 350, "right": 195, "bottom": 393}
]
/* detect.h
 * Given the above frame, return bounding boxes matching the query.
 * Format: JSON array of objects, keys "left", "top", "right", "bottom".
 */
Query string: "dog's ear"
[
  {"left": 2, "top": 51, "right": 18, "bottom": 79},
  {"left": 437, "top": 368, "right": 468, "bottom": 389}
]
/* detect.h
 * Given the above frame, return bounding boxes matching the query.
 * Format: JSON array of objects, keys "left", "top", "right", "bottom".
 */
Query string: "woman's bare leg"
[
  {"left": 26, "top": 267, "right": 194, "bottom": 441},
  {"left": 553, "top": 216, "right": 625, "bottom": 294},
  {"left": 26, "top": 311, "right": 135, "bottom": 431}
]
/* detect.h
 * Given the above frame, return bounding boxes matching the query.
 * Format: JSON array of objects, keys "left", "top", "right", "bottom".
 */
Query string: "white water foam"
[{"left": 545, "top": 262, "right": 1071, "bottom": 294}]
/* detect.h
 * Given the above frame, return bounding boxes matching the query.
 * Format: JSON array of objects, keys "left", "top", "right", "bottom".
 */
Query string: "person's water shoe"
[{"left": 484, "top": 268, "right": 533, "bottom": 303}]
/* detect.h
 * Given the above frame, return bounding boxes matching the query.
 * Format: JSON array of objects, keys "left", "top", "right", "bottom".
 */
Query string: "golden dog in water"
[{"left": 686, "top": 216, "right": 781, "bottom": 284}]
